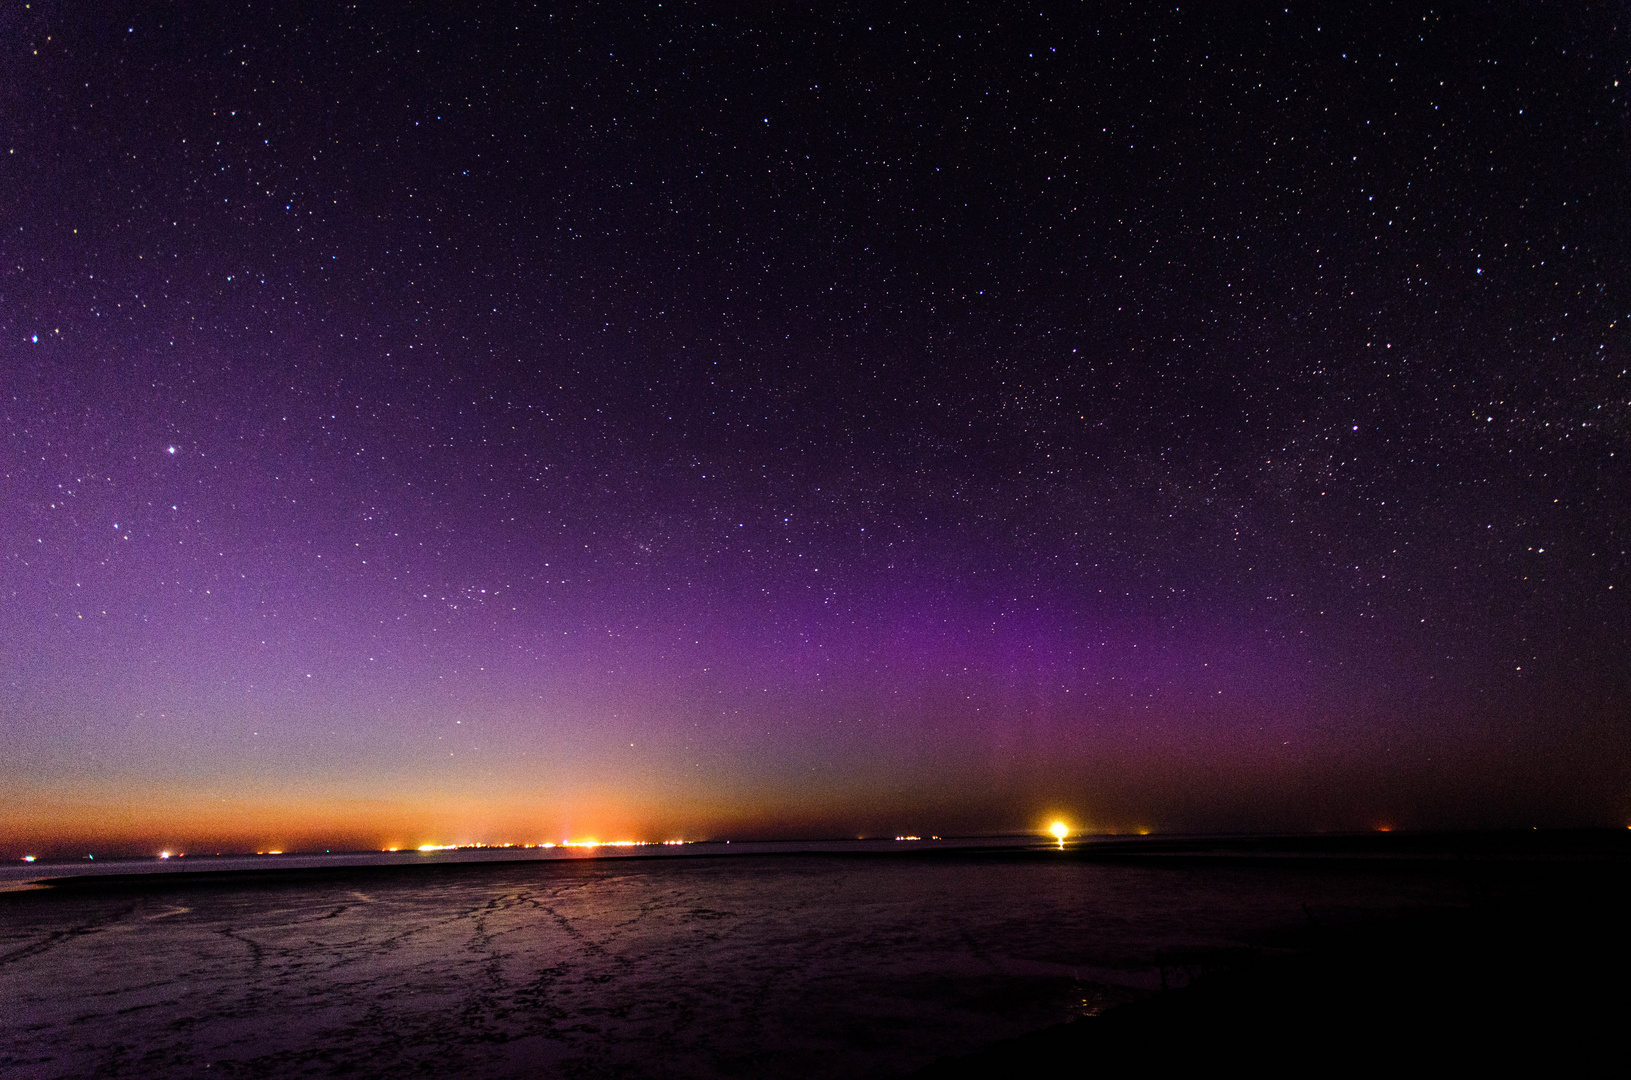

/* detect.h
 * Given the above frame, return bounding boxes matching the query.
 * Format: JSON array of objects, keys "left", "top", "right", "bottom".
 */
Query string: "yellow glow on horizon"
[
  {"left": 375, "top": 839, "right": 699, "bottom": 855},
  {"left": 1049, "top": 821, "right": 1069, "bottom": 841},
  {"left": 376, "top": 839, "right": 690, "bottom": 853}
]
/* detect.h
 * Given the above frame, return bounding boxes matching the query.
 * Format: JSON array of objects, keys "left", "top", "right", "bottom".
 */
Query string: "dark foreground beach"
[
  {"left": 919, "top": 832, "right": 1631, "bottom": 1076},
  {"left": 3, "top": 832, "right": 1626, "bottom": 1078}
]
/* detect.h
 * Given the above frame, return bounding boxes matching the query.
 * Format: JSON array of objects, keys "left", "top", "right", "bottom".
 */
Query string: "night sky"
[{"left": 3, "top": 3, "right": 1627, "bottom": 854}]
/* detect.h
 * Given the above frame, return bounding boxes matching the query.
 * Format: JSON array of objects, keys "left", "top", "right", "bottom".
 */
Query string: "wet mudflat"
[
  {"left": 919, "top": 847, "right": 1631, "bottom": 1077},
  {"left": 0, "top": 841, "right": 1525, "bottom": 1078}
]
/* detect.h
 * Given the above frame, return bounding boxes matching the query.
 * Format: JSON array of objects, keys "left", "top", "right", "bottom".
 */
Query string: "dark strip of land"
[{"left": 21, "top": 828, "right": 1624, "bottom": 896}]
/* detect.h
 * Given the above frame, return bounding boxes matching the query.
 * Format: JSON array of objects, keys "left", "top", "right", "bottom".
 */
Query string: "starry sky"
[{"left": 3, "top": 3, "right": 1628, "bottom": 854}]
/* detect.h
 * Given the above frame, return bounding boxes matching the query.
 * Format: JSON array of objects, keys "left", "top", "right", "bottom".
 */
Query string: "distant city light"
[
  {"left": 382, "top": 840, "right": 688, "bottom": 853},
  {"left": 371, "top": 841, "right": 694, "bottom": 861},
  {"left": 1050, "top": 821, "right": 1069, "bottom": 842}
]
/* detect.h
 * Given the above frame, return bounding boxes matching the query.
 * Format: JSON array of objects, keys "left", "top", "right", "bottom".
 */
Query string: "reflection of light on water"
[{"left": 1050, "top": 821, "right": 1069, "bottom": 847}]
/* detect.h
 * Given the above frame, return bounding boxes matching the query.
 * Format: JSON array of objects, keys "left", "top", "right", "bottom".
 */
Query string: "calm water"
[{"left": 1, "top": 845, "right": 1463, "bottom": 1078}]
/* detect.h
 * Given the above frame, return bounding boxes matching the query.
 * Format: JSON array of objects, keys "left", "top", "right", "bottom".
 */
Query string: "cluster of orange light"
[{"left": 380, "top": 839, "right": 691, "bottom": 853}]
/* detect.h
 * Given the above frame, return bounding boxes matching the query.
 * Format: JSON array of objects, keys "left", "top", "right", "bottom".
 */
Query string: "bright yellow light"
[
  {"left": 417, "top": 844, "right": 456, "bottom": 852},
  {"left": 1049, "top": 821, "right": 1069, "bottom": 841}
]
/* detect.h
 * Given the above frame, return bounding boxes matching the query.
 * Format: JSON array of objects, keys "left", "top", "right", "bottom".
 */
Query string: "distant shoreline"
[{"left": 7, "top": 828, "right": 1625, "bottom": 896}]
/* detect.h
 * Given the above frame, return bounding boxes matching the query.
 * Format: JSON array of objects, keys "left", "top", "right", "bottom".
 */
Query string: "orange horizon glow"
[{"left": 0, "top": 783, "right": 750, "bottom": 857}]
